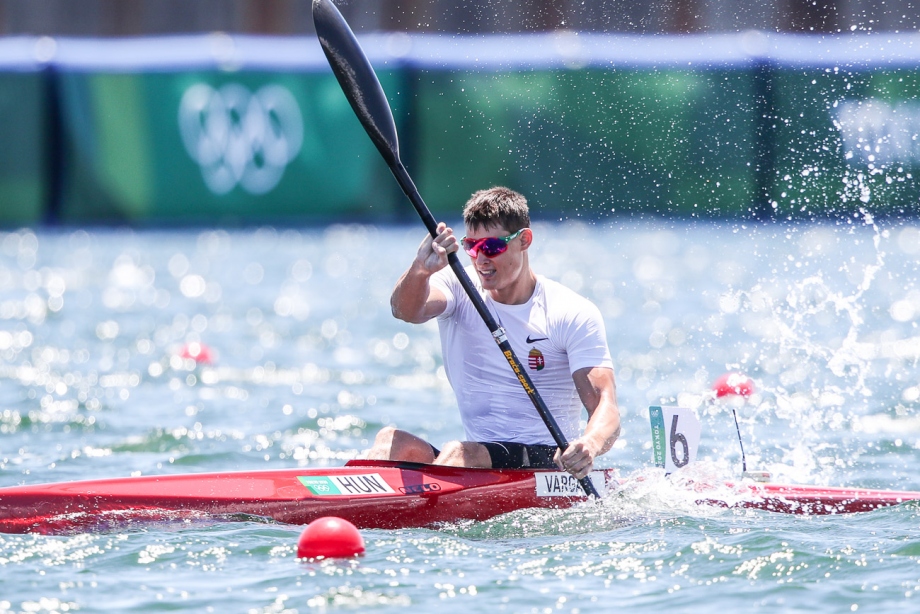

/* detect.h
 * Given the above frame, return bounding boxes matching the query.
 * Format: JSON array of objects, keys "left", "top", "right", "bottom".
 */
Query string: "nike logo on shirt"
[{"left": 526, "top": 335, "right": 549, "bottom": 344}]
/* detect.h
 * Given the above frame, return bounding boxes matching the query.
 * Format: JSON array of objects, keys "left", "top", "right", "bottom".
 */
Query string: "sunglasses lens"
[
  {"left": 478, "top": 238, "right": 508, "bottom": 257},
  {"left": 462, "top": 231, "right": 521, "bottom": 257},
  {"left": 463, "top": 237, "right": 507, "bottom": 257}
]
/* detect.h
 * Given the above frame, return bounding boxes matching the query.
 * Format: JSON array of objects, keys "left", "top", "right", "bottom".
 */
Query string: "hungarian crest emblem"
[{"left": 528, "top": 348, "right": 545, "bottom": 371}]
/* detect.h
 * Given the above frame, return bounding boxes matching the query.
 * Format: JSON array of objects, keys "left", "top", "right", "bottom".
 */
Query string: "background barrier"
[
  {"left": 0, "top": 32, "right": 918, "bottom": 226},
  {"left": 0, "top": 38, "right": 49, "bottom": 226},
  {"left": 50, "top": 37, "right": 402, "bottom": 224},
  {"left": 770, "top": 65, "right": 920, "bottom": 218},
  {"left": 412, "top": 67, "right": 757, "bottom": 218}
]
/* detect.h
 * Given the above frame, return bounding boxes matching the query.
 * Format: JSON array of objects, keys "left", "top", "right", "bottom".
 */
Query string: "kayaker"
[{"left": 366, "top": 187, "right": 621, "bottom": 480}]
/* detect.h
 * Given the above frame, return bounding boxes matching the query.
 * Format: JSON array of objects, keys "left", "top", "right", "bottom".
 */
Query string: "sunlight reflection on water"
[{"left": 1, "top": 219, "right": 920, "bottom": 611}]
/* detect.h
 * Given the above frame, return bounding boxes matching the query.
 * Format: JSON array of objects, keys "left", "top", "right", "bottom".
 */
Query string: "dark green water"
[{"left": 2, "top": 219, "right": 920, "bottom": 612}]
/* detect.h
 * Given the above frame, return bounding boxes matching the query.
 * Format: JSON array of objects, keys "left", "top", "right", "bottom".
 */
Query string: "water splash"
[{"left": 708, "top": 213, "right": 913, "bottom": 483}]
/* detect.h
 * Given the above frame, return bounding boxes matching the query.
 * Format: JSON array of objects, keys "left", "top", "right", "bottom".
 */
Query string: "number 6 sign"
[{"left": 649, "top": 406, "right": 701, "bottom": 474}]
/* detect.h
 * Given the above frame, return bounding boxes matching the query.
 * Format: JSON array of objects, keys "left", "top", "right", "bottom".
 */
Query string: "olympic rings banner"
[
  {"left": 178, "top": 83, "right": 304, "bottom": 196},
  {"left": 53, "top": 59, "right": 403, "bottom": 223}
]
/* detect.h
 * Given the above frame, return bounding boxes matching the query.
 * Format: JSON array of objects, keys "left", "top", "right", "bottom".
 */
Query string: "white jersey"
[{"left": 429, "top": 266, "right": 613, "bottom": 445}]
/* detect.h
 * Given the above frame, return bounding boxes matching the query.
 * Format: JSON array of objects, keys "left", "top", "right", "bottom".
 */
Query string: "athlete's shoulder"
[{"left": 538, "top": 275, "right": 599, "bottom": 310}]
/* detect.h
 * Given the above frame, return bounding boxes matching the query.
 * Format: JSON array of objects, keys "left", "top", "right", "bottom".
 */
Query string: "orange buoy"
[
  {"left": 297, "top": 516, "right": 365, "bottom": 559},
  {"left": 712, "top": 372, "right": 755, "bottom": 398}
]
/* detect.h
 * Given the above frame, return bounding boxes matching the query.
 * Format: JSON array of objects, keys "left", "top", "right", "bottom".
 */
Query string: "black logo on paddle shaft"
[{"left": 526, "top": 335, "right": 548, "bottom": 344}]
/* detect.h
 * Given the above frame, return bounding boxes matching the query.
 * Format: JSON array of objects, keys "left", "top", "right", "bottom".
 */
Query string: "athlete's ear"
[{"left": 520, "top": 228, "right": 533, "bottom": 251}]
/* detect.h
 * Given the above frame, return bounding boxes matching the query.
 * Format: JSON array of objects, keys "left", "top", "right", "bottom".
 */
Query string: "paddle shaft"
[{"left": 312, "top": 0, "right": 598, "bottom": 498}]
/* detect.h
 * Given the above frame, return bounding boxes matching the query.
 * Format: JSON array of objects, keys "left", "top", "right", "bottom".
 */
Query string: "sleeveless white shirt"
[{"left": 430, "top": 266, "right": 613, "bottom": 445}]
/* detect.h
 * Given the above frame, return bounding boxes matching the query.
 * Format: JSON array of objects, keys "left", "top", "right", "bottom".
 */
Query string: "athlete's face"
[{"left": 463, "top": 224, "right": 532, "bottom": 297}]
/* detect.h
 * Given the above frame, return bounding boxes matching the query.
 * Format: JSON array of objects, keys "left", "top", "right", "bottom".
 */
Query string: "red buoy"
[
  {"left": 297, "top": 516, "right": 365, "bottom": 559},
  {"left": 712, "top": 372, "right": 755, "bottom": 398},
  {"left": 179, "top": 342, "right": 214, "bottom": 365}
]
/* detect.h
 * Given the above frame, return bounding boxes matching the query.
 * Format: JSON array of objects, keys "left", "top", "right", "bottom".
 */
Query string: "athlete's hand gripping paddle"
[{"left": 312, "top": 0, "right": 600, "bottom": 498}]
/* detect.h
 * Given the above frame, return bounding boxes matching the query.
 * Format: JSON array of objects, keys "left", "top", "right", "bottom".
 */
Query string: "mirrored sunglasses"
[{"left": 461, "top": 228, "right": 525, "bottom": 258}]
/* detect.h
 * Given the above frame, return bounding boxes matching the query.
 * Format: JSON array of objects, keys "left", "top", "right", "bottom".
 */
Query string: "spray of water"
[{"left": 711, "top": 211, "right": 911, "bottom": 484}]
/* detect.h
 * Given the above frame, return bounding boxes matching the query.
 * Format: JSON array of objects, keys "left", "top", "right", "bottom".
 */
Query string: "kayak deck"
[
  {"left": 0, "top": 460, "right": 610, "bottom": 534},
  {"left": 1, "top": 460, "right": 919, "bottom": 534}
]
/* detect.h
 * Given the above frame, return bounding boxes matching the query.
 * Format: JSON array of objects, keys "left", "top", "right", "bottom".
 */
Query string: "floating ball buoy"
[
  {"left": 297, "top": 516, "right": 365, "bottom": 559},
  {"left": 712, "top": 372, "right": 755, "bottom": 398},
  {"left": 179, "top": 342, "right": 214, "bottom": 365}
]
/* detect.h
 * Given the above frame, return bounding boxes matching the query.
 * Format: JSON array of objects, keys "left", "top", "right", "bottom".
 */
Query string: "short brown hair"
[{"left": 462, "top": 187, "right": 530, "bottom": 233}]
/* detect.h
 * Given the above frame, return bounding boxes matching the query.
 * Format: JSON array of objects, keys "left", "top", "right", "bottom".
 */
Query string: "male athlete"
[{"left": 367, "top": 187, "right": 620, "bottom": 480}]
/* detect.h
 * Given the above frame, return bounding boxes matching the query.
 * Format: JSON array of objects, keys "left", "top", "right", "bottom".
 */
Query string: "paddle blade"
[{"left": 312, "top": 0, "right": 400, "bottom": 166}]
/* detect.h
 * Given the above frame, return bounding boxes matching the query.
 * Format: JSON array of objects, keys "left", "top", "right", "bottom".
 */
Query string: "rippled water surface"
[{"left": 2, "top": 219, "right": 920, "bottom": 612}]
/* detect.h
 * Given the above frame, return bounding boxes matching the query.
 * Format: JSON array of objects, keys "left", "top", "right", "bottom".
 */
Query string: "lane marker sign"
[{"left": 649, "top": 406, "right": 701, "bottom": 474}]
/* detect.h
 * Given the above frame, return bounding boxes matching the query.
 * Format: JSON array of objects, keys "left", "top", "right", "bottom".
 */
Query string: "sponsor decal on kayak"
[
  {"left": 298, "top": 473, "right": 396, "bottom": 496},
  {"left": 399, "top": 482, "right": 442, "bottom": 494},
  {"left": 535, "top": 471, "right": 605, "bottom": 497}
]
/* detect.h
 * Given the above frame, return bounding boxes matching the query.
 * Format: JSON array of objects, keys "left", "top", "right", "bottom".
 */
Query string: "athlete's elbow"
[
  {"left": 390, "top": 301, "right": 409, "bottom": 322},
  {"left": 391, "top": 301, "right": 427, "bottom": 324}
]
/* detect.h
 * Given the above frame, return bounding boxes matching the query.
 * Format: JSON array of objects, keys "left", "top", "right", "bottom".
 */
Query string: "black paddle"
[{"left": 311, "top": 0, "right": 600, "bottom": 498}]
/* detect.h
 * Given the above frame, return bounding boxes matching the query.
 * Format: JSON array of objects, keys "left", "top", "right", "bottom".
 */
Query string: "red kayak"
[
  {"left": 1, "top": 460, "right": 919, "bottom": 534},
  {"left": 0, "top": 460, "right": 610, "bottom": 534}
]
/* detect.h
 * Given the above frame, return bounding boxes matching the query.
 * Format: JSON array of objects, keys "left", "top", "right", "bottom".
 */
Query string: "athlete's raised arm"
[{"left": 391, "top": 222, "right": 459, "bottom": 324}]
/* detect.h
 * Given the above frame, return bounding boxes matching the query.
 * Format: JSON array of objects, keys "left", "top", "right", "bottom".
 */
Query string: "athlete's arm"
[
  {"left": 390, "top": 222, "right": 459, "bottom": 324},
  {"left": 555, "top": 366, "right": 620, "bottom": 480}
]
